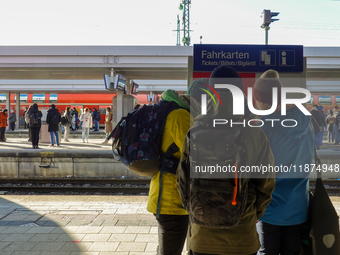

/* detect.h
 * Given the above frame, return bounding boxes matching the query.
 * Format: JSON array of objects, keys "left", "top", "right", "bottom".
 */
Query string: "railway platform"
[
  {"left": 0, "top": 194, "right": 339, "bottom": 255},
  {"left": 1, "top": 134, "right": 340, "bottom": 179},
  {"left": 0, "top": 135, "right": 142, "bottom": 179},
  {"left": 4, "top": 129, "right": 107, "bottom": 140},
  {"left": 0, "top": 194, "right": 165, "bottom": 255}
]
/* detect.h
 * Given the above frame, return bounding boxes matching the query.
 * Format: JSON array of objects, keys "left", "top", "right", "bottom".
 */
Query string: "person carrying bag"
[{"left": 301, "top": 148, "right": 340, "bottom": 255}]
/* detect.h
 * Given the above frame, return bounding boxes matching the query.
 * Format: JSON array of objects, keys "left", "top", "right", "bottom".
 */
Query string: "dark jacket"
[
  {"left": 311, "top": 107, "right": 325, "bottom": 134},
  {"left": 92, "top": 109, "right": 100, "bottom": 121},
  {"left": 29, "top": 104, "right": 42, "bottom": 128},
  {"left": 72, "top": 109, "right": 79, "bottom": 118},
  {"left": 326, "top": 114, "right": 335, "bottom": 132},
  {"left": 9, "top": 112, "right": 16, "bottom": 123},
  {"left": 335, "top": 112, "right": 340, "bottom": 127},
  {"left": 46, "top": 108, "right": 61, "bottom": 132},
  {"left": 63, "top": 110, "right": 72, "bottom": 127}
]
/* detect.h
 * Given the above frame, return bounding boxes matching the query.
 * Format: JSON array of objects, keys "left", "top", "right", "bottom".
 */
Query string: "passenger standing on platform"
[
  {"left": 92, "top": 107, "right": 100, "bottom": 131},
  {"left": 28, "top": 103, "right": 42, "bottom": 149},
  {"left": 0, "top": 109, "right": 8, "bottom": 141},
  {"left": 25, "top": 105, "right": 32, "bottom": 141},
  {"left": 317, "top": 105, "right": 326, "bottom": 148},
  {"left": 46, "top": 104, "right": 61, "bottom": 147},
  {"left": 333, "top": 106, "right": 340, "bottom": 145},
  {"left": 63, "top": 107, "right": 72, "bottom": 142},
  {"left": 253, "top": 70, "right": 314, "bottom": 255},
  {"left": 23, "top": 107, "right": 28, "bottom": 129},
  {"left": 79, "top": 107, "right": 92, "bottom": 143},
  {"left": 72, "top": 108, "right": 79, "bottom": 130},
  {"left": 326, "top": 109, "right": 335, "bottom": 143},
  {"left": 102, "top": 107, "right": 113, "bottom": 144},
  {"left": 178, "top": 66, "right": 275, "bottom": 255},
  {"left": 311, "top": 104, "right": 326, "bottom": 149},
  {"left": 147, "top": 88, "right": 196, "bottom": 255},
  {"left": 8, "top": 109, "right": 16, "bottom": 131}
]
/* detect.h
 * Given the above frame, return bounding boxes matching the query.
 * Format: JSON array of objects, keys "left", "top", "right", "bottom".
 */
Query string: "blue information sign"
[{"left": 193, "top": 44, "right": 303, "bottom": 73}]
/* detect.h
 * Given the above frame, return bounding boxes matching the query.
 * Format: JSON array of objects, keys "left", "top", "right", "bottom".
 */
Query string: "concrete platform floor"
[
  {"left": 0, "top": 194, "right": 339, "bottom": 255},
  {"left": 0, "top": 137, "right": 112, "bottom": 153},
  {"left": 0, "top": 195, "right": 172, "bottom": 255}
]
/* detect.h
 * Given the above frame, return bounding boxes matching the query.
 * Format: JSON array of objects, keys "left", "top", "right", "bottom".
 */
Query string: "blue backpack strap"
[{"left": 156, "top": 143, "right": 179, "bottom": 218}]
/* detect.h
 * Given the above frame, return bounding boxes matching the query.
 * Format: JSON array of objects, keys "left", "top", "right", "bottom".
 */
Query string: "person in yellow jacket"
[{"left": 147, "top": 87, "right": 201, "bottom": 255}]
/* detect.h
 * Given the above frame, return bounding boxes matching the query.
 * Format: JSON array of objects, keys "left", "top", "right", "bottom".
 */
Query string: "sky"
[{"left": 0, "top": 0, "right": 339, "bottom": 46}]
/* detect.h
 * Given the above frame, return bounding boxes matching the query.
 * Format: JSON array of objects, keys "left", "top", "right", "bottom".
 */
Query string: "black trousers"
[
  {"left": 257, "top": 220, "right": 303, "bottom": 255},
  {"left": 30, "top": 126, "right": 40, "bottom": 146},
  {"left": 27, "top": 123, "right": 31, "bottom": 140},
  {"left": 10, "top": 122, "right": 15, "bottom": 131},
  {"left": 155, "top": 214, "right": 189, "bottom": 255},
  {"left": 0, "top": 127, "right": 5, "bottom": 140}
]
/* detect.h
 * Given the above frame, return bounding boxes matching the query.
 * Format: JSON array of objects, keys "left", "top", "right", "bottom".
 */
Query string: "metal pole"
[
  {"left": 177, "top": 15, "right": 180, "bottom": 46},
  {"left": 265, "top": 26, "right": 269, "bottom": 45},
  {"left": 15, "top": 92, "right": 20, "bottom": 130},
  {"left": 5, "top": 92, "right": 10, "bottom": 131}
]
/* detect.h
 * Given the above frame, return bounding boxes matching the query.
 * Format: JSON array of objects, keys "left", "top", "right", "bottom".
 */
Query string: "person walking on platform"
[
  {"left": 326, "top": 109, "right": 335, "bottom": 143},
  {"left": 79, "top": 107, "right": 92, "bottom": 143},
  {"left": 311, "top": 105, "right": 326, "bottom": 149},
  {"left": 8, "top": 109, "right": 16, "bottom": 131},
  {"left": 177, "top": 66, "right": 275, "bottom": 255},
  {"left": 253, "top": 70, "right": 314, "bottom": 255},
  {"left": 46, "top": 104, "right": 61, "bottom": 147},
  {"left": 333, "top": 106, "right": 340, "bottom": 145},
  {"left": 23, "top": 107, "right": 28, "bottom": 129},
  {"left": 28, "top": 103, "right": 42, "bottom": 149},
  {"left": 63, "top": 106, "right": 72, "bottom": 142},
  {"left": 0, "top": 109, "right": 8, "bottom": 141},
  {"left": 25, "top": 105, "right": 32, "bottom": 141},
  {"left": 92, "top": 107, "right": 100, "bottom": 131},
  {"left": 102, "top": 107, "right": 113, "bottom": 144}
]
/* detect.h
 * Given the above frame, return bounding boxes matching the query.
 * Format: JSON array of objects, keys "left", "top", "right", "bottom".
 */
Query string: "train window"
[
  {"left": 307, "top": 96, "right": 314, "bottom": 105},
  {"left": 32, "top": 94, "right": 46, "bottom": 103},
  {"left": 318, "top": 96, "right": 331, "bottom": 105},
  {"left": 99, "top": 105, "right": 111, "bottom": 115},
  {"left": 14, "top": 94, "right": 28, "bottom": 103},
  {"left": 49, "top": 94, "right": 58, "bottom": 103},
  {"left": 335, "top": 96, "right": 340, "bottom": 105},
  {"left": 0, "top": 94, "right": 5, "bottom": 103}
]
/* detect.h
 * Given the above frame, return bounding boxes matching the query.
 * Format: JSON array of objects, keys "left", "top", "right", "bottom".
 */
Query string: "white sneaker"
[{"left": 83, "top": 140, "right": 85, "bottom": 143}]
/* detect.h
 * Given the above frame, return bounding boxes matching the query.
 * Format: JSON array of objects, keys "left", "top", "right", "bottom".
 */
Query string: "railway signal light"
[
  {"left": 261, "top": 9, "right": 280, "bottom": 28},
  {"left": 261, "top": 9, "right": 280, "bottom": 45}
]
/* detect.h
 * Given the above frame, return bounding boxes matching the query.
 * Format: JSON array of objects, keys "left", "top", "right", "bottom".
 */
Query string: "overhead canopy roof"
[
  {"left": 0, "top": 46, "right": 192, "bottom": 81},
  {"left": 0, "top": 45, "right": 339, "bottom": 93}
]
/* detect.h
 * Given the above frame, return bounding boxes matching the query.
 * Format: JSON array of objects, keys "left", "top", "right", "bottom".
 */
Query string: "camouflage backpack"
[{"left": 177, "top": 123, "right": 250, "bottom": 228}]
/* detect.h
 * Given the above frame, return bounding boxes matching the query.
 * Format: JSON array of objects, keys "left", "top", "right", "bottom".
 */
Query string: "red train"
[
  {"left": 0, "top": 93, "right": 159, "bottom": 126},
  {"left": 306, "top": 94, "right": 340, "bottom": 113},
  {"left": 1, "top": 92, "right": 335, "bottom": 123}
]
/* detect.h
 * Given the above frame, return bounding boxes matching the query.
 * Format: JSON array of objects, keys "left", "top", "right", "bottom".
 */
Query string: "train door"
[
  {"left": 70, "top": 105, "right": 83, "bottom": 116},
  {"left": 98, "top": 105, "right": 111, "bottom": 126}
]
